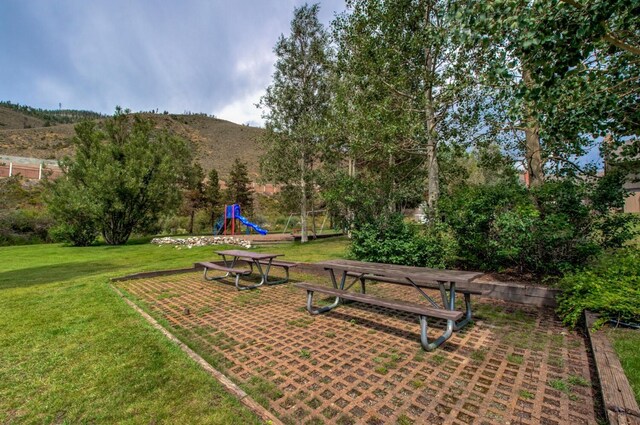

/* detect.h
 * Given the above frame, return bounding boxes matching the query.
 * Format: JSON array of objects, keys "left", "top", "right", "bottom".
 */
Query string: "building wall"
[
  {"left": 623, "top": 174, "right": 640, "bottom": 214},
  {"left": 624, "top": 190, "right": 640, "bottom": 214}
]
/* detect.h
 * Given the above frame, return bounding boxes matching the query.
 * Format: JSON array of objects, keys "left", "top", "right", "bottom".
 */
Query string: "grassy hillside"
[{"left": 0, "top": 106, "right": 264, "bottom": 178}]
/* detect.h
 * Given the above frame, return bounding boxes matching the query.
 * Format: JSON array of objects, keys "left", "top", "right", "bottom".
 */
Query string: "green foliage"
[
  {"left": 441, "top": 177, "right": 637, "bottom": 275},
  {"left": 0, "top": 177, "right": 53, "bottom": 246},
  {"left": 225, "top": 158, "right": 254, "bottom": 218},
  {"left": 181, "top": 164, "right": 206, "bottom": 234},
  {"left": 350, "top": 214, "right": 457, "bottom": 268},
  {"left": 0, "top": 100, "right": 106, "bottom": 125},
  {"left": 454, "top": 0, "right": 639, "bottom": 180},
  {"left": 259, "top": 3, "right": 331, "bottom": 242},
  {"left": 46, "top": 175, "right": 100, "bottom": 246},
  {"left": 204, "top": 167, "right": 222, "bottom": 227},
  {"left": 556, "top": 248, "right": 640, "bottom": 329},
  {"left": 329, "top": 0, "right": 488, "bottom": 214},
  {"left": 46, "top": 108, "right": 194, "bottom": 245}
]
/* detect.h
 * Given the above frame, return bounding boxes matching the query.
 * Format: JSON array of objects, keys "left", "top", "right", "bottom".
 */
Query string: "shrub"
[
  {"left": 0, "top": 177, "right": 54, "bottom": 246},
  {"left": 556, "top": 248, "right": 640, "bottom": 328},
  {"left": 0, "top": 209, "right": 54, "bottom": 246},
  {"left": 440, "top": 180, "right": 532, "bottom": 271},
  {"left": 440, "top": 178, "right": 637, "bottom": 275},
  {"left": 349, "top": 214, "right": 457, "bottom": 268},
  {"left": 48, "top": 220, "right": 98, "bottom": 247}
]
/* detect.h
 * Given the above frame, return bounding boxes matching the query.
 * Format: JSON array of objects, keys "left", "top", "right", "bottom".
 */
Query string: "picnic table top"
[
  {"left": 317, "top": 259, "right": 484, "bottom": 285},
  {"left": 215, "top": 250, "right": 282, "bottom": 261}
]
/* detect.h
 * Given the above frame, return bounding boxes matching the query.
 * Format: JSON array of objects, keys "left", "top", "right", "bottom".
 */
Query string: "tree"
[
  {"left": 204, "top": 167, "right": 222, "bottom": 227},
  {"left": 329, "top": 0, "right": 485, "bottom": 219},
  {"left": 182, "top": 164, "right": 205, "bottom": 234},
  {"left": 259, "top": 3, "right": 331, "bottom": 242},
  {"left": 47, "top": 108, "right": 194, "bottom": 245},
  {"left": 455, "top": 0, "right": 639, "bottom": 184},
  {"left": 225, "top": 158, "right": 254, "bottom": 218}
]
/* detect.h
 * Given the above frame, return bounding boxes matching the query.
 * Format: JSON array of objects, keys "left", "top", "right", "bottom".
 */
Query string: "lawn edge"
[
  {"left": 109, "top": 284, "right": 283, "bottom": 425},
  {"left": 585, "top": 311, "right": 640, "bottom": 424}
]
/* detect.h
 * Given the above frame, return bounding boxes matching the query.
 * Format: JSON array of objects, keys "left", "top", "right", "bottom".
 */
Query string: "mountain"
[{"left": 0, "top": 105, "right": 264, "bottom": 179}]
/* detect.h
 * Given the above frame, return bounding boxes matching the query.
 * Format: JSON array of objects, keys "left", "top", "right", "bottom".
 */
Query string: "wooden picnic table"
[
  {"left": 197, "top": 249, "right": 296, "bottom": 290},
  {"left": 295, "top": 259, "right": 484, "bottom": 350}
]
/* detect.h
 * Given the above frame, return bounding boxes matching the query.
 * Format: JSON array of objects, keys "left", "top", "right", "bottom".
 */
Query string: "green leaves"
[
  {"left": 225, "top": 159, "right": 254, "bottom": 218},
  {"left": 350, "top": 214, "right": 457, "bottom": 268},
  {"left": 47, "top": 111, "right": 194, "bottom": 245},
  {"left": 557, "top": 248, "right": 640, "bottom": 328},
  {"left": 259, "top": 4, "right": 332, "bottom": 241}
]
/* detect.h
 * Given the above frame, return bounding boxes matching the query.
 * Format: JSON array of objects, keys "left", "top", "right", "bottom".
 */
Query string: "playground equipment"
[
  {"left": 282, "top": 209, "right": 328, "bottom": 234},
  {"left": 214, "top": 204, "right": 268, "bottom": 236}
]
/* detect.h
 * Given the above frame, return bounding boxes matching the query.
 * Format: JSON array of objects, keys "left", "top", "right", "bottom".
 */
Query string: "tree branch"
[
  {"left": 559, "top": 0, "right": 640, "bottom": 55},
  {"left": 381, "top": 79, "right": 416, "bottom": 100}
]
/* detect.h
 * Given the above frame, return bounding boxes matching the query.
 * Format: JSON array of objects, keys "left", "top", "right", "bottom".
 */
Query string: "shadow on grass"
[{"left": 0, "top": 261, "right": 116, "bottom": 290}]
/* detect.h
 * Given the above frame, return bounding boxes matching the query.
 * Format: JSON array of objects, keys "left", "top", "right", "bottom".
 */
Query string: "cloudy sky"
[{"left": 0, "top": 0, "right": 345, "bottom": 126}]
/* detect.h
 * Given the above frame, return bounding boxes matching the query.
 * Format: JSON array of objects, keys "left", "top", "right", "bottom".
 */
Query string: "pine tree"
[{"left": 225, "top": 158, "right": 254, "bottom": 218}]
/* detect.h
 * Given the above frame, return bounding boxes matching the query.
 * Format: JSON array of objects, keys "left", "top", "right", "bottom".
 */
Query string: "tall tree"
[
  {"left": 455, "top": 0, "right": 639, "bottom": 184},
  {"left": 204, "top": 167, "right": 222, "bottom": 227},
  {"left": 259, "top": 3, "right": 331, "bottom": 242},
  {"left": 330, "top": 0, "right": 484, "bottom": 219},
  {"left": 182, "top": 164, "right": 205, "bottom": 234},
  {"left": 47, "top": 108, "right": 193, "bottom": 245},
  {"left": 225, "top": 158, "right": 254, "bottom": 218}
]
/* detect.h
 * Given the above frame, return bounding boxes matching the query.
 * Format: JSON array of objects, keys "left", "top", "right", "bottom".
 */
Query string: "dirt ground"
[{"left": 116, "top": 270, "right": 600, "bottom": 425}]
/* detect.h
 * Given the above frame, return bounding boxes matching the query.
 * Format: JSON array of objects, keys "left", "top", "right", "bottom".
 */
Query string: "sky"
[{"left": 0, "top": 0, "right": 345, "bottom": 126}]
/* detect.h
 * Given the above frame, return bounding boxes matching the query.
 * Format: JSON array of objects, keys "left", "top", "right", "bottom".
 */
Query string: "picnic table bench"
[
  {"left": 295, "top": 259, "right": 484, "bottom": 351},
  {"left": 257, "top": 259, "right": 298, "bottom": 284},
  {"left": 197, "top": 250, "right": 295, "bottom": 290}
]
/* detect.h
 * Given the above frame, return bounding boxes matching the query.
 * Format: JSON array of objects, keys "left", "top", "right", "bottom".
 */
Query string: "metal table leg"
[{"left": 438, "top": 281, "right": 472, "bottom": 330}]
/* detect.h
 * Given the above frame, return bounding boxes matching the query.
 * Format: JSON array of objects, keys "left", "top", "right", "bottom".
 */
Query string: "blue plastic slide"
[
  {"left": 214, "top": 204, "right": 268, "bottom": 235},
  {"left": 236, "top": 212, "right": 268, "bottom": 235}
]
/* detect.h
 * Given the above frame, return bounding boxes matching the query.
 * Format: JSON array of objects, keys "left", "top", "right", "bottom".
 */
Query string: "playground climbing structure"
[{"left": 214, "top": 204, "right": 268, "bottom": 236}]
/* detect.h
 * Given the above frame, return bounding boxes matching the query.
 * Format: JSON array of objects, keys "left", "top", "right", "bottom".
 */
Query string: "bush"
[
  {"left": 0, "top": 177, "right": 54, "bottom": 246},
  {"left": 556, "top": 248, "right": 640, "bottom": 328},
  {"left": 440, "top": 180, "right": 529, "bottom": 271},
  {"left": 0, "top": 209, "right": 54, "bottom": 246},
  {"left": 158, "top": 215, "right": 189, "bottom": 235},
  {"left": 440, "top": 178, "right": 637, "bottom": 275},
  {"left": 349, "top": 214, "right": 457, "bottom": 268},
  {"left": 48, "top": 220, "right": 98, "bottom": 247}
]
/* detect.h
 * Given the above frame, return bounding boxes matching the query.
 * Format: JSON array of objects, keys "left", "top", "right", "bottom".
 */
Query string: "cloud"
[
  {"left": 217, "top": 88, "right": 265, "bottom": 126},
  {"left": 0, "top": 0, "right": 345, "bottom": 123}
]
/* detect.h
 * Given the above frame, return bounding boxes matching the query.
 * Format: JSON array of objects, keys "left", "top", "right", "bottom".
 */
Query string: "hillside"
[
  {"left": 0, "top": 106, "right": 264, "bottom": 178},
  {"left": 0, "top": 106, "right": 47, "bottom": 130}
]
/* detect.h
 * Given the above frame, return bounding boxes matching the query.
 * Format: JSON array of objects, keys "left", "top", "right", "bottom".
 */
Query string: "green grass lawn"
[
  {"left": 0, "top": 237, "right": 349, "bottom": 423},
  {"left": 606, "top": 327, "right": 640, "bottom": 404}
]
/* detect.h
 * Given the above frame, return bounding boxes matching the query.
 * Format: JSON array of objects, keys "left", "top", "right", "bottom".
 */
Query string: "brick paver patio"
[{"left": 116, "top": 271, "right": 600, "bottom": 424}]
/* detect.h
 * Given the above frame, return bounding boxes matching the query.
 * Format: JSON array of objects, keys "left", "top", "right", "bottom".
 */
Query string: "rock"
[{"left": 150, "top": 235, "right": 252, "bottom": 249}]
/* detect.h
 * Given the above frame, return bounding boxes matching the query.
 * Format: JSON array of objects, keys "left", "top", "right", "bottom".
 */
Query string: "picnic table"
[
  {"left": 197, "top": 249, "right": 297, "bottom": 290},
  {"left": 295, "top": 259, "right": 484, "bottom": 350}
]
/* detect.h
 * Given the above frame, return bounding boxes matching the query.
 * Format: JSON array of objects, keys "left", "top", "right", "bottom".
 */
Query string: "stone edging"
[
  {"left": 585, "top": 311, "right": 640, "bottom": 425},
  {"left": 110, "top": 284, "right": 283, "bottom": 425}
]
